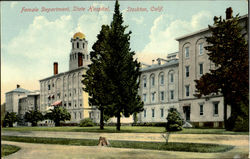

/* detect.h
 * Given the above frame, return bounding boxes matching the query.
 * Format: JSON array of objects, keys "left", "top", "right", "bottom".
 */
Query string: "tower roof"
[{"left": 73, "top": 32, "right": 85, "bottom": 39}]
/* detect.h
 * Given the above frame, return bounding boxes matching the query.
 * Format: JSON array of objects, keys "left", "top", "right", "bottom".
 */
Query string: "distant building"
[
  {"left": 18, "top": 90, "right": 40, "bottom": 126},
  {"left": 39, "top": 32, "right": 93, "bottom": 123},
  {"left": 138, "top": 53, "right": 179, "bottom": 123},
  {"left": 5, "top": 85, "right": 31, "bottom": 114}
]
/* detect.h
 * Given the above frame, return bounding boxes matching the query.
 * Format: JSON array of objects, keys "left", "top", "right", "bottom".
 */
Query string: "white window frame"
[
  {"left": 185, "top": 47, "right": 189, "bottom": 58},
  {"left": 143, "top": 94, "right": 147, "bottom": 102},
  {"left": 199, "top": 43, "right": 203, "bottom": 55}
]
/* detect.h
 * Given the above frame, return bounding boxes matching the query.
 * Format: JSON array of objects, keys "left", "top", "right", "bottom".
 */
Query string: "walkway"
[{"left": 2, "top": 131, "right": 249, "bottom": 159}]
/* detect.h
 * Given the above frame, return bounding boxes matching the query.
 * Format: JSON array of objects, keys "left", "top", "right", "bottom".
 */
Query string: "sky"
[{"left": 1, "top": 0, "right": 248, "bottom": 104}]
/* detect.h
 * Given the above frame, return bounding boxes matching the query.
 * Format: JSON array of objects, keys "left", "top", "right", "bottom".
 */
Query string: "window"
[
  {"left": 72, "top": 43, "right": 74, "bottom": 49},
  {"left": 185, "top": 85, "right": 190, "bottom": 97},
  {"left": 161, "top": 108, "right": 164, "bottom": 117},
  {"left": 214, "top": 102, "right": 219, "bottom": 115},
  {"left": 151, "top": 76, "right": 155, "bottom": 86},
  {"left": 170, "top": 90, "right": 174, "bottom": 99},
  {"left": 144, "top": 109, "right": 146, "bottom": 117},
  {"left": 199, "top": 43, "right": 203, "bottom": 55},
  {"left": 151, "top": 93, "right": 155, "bottom": 102},
  {"left": 83, "top": 43, "right": 85, "bottom": 49},
  {"left": 143, "top": 94, "right": 147, "bottom": 102},
  {"left": 89, "top": 112, "right": 92, "bottom": 118},
  {"left": 74, "top": 112, "right": 77, "bottom": 119},
  {"left": 160, "top": 74, "right": 164, "bottom": 85},
  {"left": 79, "top": 112, "right": 82, "bottom": 119},
  {"left": 185, "top": 47, "right": 189, "bottom": 58},
  {"left": 143, "top": 78, "right": 147, "bottom": 88},
  {"left": 170, "top": 73, "right": 174, "bottom": 83},
  {"left": 160, "top": 91, "right": 164, "bottom": 101},
  {"left": 77, "top": 42, "right": 79, "bottom": 48},
  {"left": 199, "top": 63, "right": 203, "bottom": 75},
  {"left": 185, "top": 66, "right": 189, "bottom": 77},
  {"left": 152, "top": 109, "right": 155, "bottom": 118},
  {"left": 200, "top": 104, "right": 204, "bottom": 115},
  {"left": 64, "top": 103, "right": 66, "bottom": 107},
  {"left": 69, "top": 102, "right": 71, "bottom": 107},
  {"left": 48, "top": 85, "right": 51, "bottom": 90},
  {"left": 83, "top": 54, "right": 85, "bottom": 59}
]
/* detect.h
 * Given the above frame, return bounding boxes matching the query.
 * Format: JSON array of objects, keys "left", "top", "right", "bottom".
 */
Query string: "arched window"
[
  {"left": 150, "top": 74, "right": 155, "bottom": 86},
  {"left": 83, "top": 43, "right": 85, "bottom": 49},
  {"left": 159, "top": 72, "right": 164, "bottom": 85},
  {"left": 77, "top": 42, "right": 79, "bottom": 49}
]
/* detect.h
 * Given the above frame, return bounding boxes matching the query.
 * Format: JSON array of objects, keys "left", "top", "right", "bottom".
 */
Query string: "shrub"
[
  {"left": 79, "top": 118, "right": 95, "bottom": 127},
  {"left": 166, "top": 109, "right": 183, "bottom": 132}
]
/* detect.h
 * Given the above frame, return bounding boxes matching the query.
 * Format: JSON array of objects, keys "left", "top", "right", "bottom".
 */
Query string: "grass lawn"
[
  {"left": 2, "top": 136, "right": 234, "bottom": 153},
  {"left": 2, "top": 126, "right": 249, "bottom": 135},
  {"left": 1, "top": 144, "right": 21, "bottom": 157}
]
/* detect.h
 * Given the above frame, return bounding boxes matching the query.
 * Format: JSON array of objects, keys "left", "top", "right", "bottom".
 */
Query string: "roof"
[
  {"left": 176, "top": 14, "right": 248, "bottom": 41},
  {"left": 73, "top": 32, "right": 85, "bottom": 39},
  {"left": 6, "top": 87, "right": 31, "bottom": 94},
  {"left": 140, "top": 59, "right": 178, "bottom": 72}
]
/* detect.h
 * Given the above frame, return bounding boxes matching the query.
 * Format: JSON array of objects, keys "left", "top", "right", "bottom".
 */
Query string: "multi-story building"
[
  {"left": 18, "top": 90, "right": 40, "bottom": 125},
  {"left": 175, "top": 12, "right": 248, "bottom": 127},
  {"left": 39, "top": 32, "right": 93, "bottom": 123},
  {"left": 5, "top": 85, "right": 31, "bottom": 114},
  {"left": 137, "top": 10, "right": 248, "bottom": 128},
  {"left": 138, "top": 52, "right": 179, "bottom": 123}
]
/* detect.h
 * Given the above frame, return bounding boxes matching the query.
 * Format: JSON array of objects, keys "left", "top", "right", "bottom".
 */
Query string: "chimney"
[
  {"left": 17, "top": 84, "right": 20, "bottom": 88},
  {"left": 226, "top": 7, "right": 233, "bottom": 20},
  {"left": 157, "top": 59, "right": 161, "bottom": 65},
  {"left": 78, "top": 53, "right": 83, "bottom": 67},
  {"left": 53, "top": 62, "right": 58, "bottom": 75}
]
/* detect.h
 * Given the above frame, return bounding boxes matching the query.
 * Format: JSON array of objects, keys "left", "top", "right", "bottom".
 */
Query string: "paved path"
[
  {"left": 2, "top": 141, "right": 249, "bottom": 159},
  {"left": 2, "top": 131, "right": 249, "bottom": 159}
]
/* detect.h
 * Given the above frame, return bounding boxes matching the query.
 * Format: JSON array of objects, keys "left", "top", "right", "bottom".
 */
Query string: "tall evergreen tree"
[
  {"left": 194, "top": 14, "right": 248, "bottom": 131},
  {"left": 82, "top": 25, "right": 112, "bottom": 130},
  {"left": 106, "top": 0, "right": 144, "bottom": 130}
]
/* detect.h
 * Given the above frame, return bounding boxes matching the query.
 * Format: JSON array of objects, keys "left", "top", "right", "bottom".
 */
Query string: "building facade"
[
  {"left": 39, "top": 32, "right": 93, "bottom": 123},
  {"left": 137, "top": 13, "right": 248, "bottom": 127},
  {"left": 5, "top": 85, "right": 31, "bottom": 114},
  {"left": 18, "top": 90, "right": 40, "bottom": 125},
  {"left": 138, "top": 53, "right": 179, "bottom": 123}
]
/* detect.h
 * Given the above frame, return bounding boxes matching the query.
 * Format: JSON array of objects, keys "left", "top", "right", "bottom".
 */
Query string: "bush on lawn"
[
  {"left": 166, "top": 109, "right": 183, "bottom": 132},
  {"left": 79, "top": 118, "right": 95, "bottom": 127}
]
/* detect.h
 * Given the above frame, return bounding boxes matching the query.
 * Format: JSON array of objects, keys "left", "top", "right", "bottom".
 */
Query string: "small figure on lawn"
[{"left": 98, "top": 136, "right": 110, "bottom": 146}]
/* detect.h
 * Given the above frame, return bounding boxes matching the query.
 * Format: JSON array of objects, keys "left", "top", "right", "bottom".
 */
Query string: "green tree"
[
  {"left": 166, "top": 109, "right": 183, "bottom": 132},
  {"left": 3, "top": 112, "right": 19, "bottom": 127},
  {"left": 24, "top": 110, "right": 43, "bottom": 126},
  {"left": 45, "top": 107, "right": 71, "bottom": 126},
  {"left": 194, "top": 14, "right": 248, "bottom": 131},
  {"left": 82, "top": 25, "right": 112, "bottom": 130},
  {"left": 105, "top": 0, "right": 144, "bottom": 130}
]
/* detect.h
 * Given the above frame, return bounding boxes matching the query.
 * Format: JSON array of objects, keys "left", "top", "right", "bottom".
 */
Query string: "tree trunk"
[
  {"left": 223, "top": 97, "right": 228, "bottom": 128},
  {"left": 100, "top": 108, "right": 104, "bottom": 130},
  {"left": 116, "top": 112, "right": 121, "bottom": 131}
]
